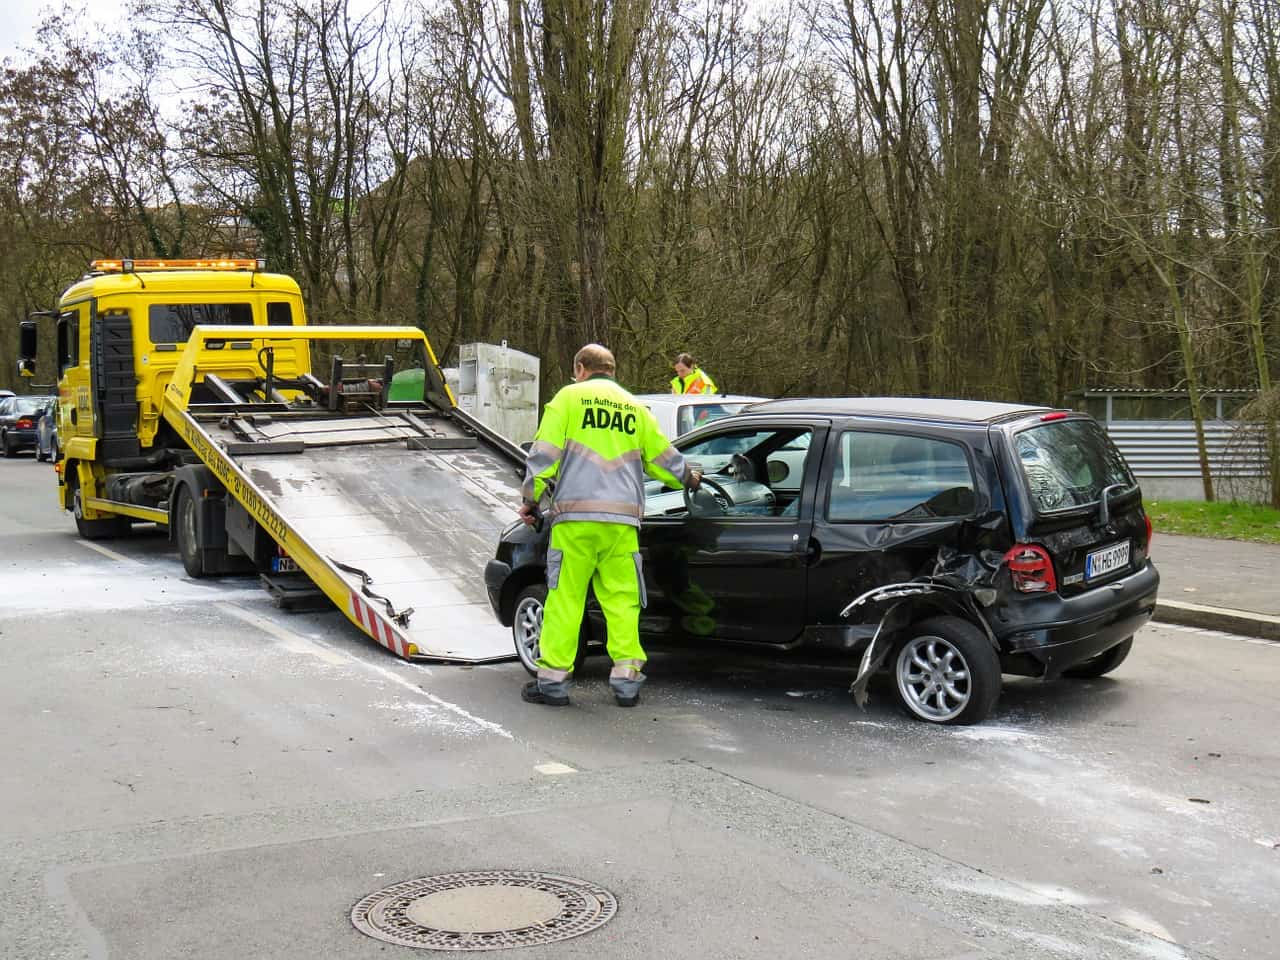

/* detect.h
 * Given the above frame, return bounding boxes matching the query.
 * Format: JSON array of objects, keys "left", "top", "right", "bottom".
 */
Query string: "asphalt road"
[{"left": 0, "top": 452, "right": 1275, "bottom": 960}]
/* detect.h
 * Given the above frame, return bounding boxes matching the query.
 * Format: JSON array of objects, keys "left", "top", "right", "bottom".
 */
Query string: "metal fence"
[{"left": 1106, "top": 422, "right": 1267, "bottom": 478}]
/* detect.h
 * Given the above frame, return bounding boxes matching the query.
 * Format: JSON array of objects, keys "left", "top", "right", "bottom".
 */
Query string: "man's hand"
[
  {"left": 686, "top": 467, "right": 702, "bottom": 491},
  {"left": 518, "top": 501, "right": 540, "bottom": 527}
]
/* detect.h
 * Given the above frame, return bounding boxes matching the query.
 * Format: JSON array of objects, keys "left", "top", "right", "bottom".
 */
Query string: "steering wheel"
[{"left": 684, "top": 475, "right": 734, "bottom": 516}]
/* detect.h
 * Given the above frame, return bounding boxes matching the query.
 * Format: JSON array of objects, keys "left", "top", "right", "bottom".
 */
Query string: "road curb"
[{"left": 1155, "top": 599, "right": 1280, "bottom": 641}]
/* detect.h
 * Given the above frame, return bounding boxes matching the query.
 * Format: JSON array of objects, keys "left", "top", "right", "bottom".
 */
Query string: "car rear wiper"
[{"left": 1097, "top": 482, "right": 1136, "bottom": 526}]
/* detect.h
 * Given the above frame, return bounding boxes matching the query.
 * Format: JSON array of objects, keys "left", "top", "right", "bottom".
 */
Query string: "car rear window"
[
  {"left": 828, "top": 431, "right": 976, "bottom": 521},
  {"left": 1013, "top": 419, "right": 1134, "bottom": 513},
  {"left": 149, "top": 303, "right": 254, "bottom": 343},
  {"left": 676, "top": 402, "right": 745, "bottom": 436},
  {"left": 13, "top": 397, "right": 47, "bottom": 415}
]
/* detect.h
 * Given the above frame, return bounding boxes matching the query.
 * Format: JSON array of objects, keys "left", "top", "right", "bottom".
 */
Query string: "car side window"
[
  {"left": 827, "top": 431, "right": 976, "bottom": 522},
  {"left": 655, "top": 426, "right": 813, "bottom": 519}
]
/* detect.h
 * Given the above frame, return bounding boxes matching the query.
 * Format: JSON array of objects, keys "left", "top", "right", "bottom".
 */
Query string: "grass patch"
[{"left": 1145, "top": 499, "right": 1280, "bottom": 544}]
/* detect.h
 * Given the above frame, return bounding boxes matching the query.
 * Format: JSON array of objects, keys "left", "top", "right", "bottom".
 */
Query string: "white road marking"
[
  {"left": 220, "top": 603, "right": 350, "bottom": 665},
  {"left": 218, "top": 602, "right": 514, "bottom": 740},
  {"left": 74, "top": 539, "right": 144, "bottom": 566},
  {"left": 1157, "top": 622, "right": 1277, "bottom": 645},
  {"left": 1110, "top": 908, "right": 1178, "bottom": 943},
  {"left": 535, "top": 762, "right": 577, "bottom": 775}
]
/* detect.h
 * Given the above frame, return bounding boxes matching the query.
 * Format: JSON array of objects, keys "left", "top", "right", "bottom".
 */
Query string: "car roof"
[{"left": 741, "top": 396, "right": 1055, "bottom": 424}]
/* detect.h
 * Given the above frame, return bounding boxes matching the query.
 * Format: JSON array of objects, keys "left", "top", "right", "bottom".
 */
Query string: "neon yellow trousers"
[{"left": 537, "top": 521, "right": 647, "bottom": 698}]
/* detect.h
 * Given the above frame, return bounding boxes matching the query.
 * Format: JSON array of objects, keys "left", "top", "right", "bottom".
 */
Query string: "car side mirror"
[{"left": 18, "top": 320, "right": 38, "bottom": 377}]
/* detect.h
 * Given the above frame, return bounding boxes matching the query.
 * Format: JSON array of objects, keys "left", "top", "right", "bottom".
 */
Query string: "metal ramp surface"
[
  {"left": 180, "top": 406, "right": 526, "bottom": 663},
  {"left": 242, "top": 444, "right": 520, "bottom": 662}
]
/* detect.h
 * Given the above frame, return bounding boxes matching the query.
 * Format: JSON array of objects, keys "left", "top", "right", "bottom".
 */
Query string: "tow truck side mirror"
[{"left": 17, "top": 320, "right": 37, "bottom": 377}]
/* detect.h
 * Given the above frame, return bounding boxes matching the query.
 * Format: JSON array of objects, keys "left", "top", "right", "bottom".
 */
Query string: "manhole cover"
[{"left": 350, "top": 871, "right": 618, "bottom": 951}]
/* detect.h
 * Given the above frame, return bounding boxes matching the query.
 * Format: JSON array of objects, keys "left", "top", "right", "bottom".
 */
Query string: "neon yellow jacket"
[
  {"left": 523, "top": 374, "right": 691, "bottom": 527},
  {"left": 670, "top": 366, "right": 717, "bottom": 395}
]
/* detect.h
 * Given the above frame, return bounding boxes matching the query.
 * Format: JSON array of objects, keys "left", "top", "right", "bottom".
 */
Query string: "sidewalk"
[{"left": 1152, "top": 533, "right": 1280, "bottom": 639}]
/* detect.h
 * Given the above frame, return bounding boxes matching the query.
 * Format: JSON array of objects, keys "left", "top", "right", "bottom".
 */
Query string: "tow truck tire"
[
  {"left": 69, "top": 472, "right": 130, "bottom": 541},
  {"left": 512, "top": 583, "right": 590, "bottom": 678},
  {"left": 174, "top": 485, "right": 207, "bottom": 578},
  {"left": 892, "top": 616, "right": 1001, "bottom": 726},
  {"left": 1063, "top": 636, "right": 1133, "bottom": 678}
]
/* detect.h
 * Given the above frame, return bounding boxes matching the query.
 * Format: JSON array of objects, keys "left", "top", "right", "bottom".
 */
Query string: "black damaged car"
[{"left": 484, "top": 398, "right": 1158, "bottom": 725}]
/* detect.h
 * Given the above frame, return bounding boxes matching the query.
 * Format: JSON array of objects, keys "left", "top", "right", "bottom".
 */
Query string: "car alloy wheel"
[
  {"left": 896, "top": 634, "right": 972, "bottom": 723},
  {"left": 513, "top": 587, "right": 545, "bottom": 676}
]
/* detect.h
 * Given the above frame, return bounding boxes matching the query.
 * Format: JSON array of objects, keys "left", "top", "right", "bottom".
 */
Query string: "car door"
[
  {"left": 805, "top": 425, "right": 988, "bottom": 630},
  {"left": 638, "top": 420, "right": 828, "bottom": 646}
]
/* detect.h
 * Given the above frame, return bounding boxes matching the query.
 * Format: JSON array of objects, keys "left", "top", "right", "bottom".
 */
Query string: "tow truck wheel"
[
  {"left": 174, "top": 485, "right": 207, "bottom": 578},
  {"left": 512, "top": 583, "right": 590, "bottom": 678},
  {"left": 893, "top": 616, "right": 1001, "bottom": 726},
  {"left": 69, "top": 472, "right": 130, "bottom": 540}
]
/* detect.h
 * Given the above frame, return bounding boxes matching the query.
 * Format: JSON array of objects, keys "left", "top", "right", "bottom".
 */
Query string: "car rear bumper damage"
[{"left": 993, "top": 561, "right": 1159, "bottom": 679}]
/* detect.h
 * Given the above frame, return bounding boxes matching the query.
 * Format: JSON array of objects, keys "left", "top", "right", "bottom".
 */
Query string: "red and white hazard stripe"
[{"left": 350, "top": 592, "right": 410, "bottom": 659}]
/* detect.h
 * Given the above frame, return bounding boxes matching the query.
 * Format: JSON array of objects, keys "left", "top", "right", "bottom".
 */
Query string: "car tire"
[
  {"left": 511, "top": 583, "right": 590, "bottom": 678},
  {"left": 174, "top": 485, "right": 207, "bottom": 578},
  {"left": 36, "top": 442, "right": 48, "bottom": 462},
  {"left": 893, "top": 616, "right": 1001, "bottom": 725},
  {"left": 1063, "top": 637, "right": 1133, "bottom": 679},
  {"left": 1, "top": 430, "right": 11, "bottom": 457},
  {"left": 69, "top": 472, "right": 130, "bottom": 540}
]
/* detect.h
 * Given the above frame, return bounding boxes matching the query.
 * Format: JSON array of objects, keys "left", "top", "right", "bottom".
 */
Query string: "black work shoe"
[
  {"left": 614, "top": 691, "right": 640, "bottom": 708},
  {"left": 522, "top": 680, "right": 569, "bottom": 707}
]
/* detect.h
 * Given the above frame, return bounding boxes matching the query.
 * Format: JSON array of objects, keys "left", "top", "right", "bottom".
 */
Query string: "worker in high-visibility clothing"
[
  {"left": 520, "top": 343, "right": 701, "bottom": 708},
  {"left": 670, "top": 352, "right": 717, "bottom": 395}
]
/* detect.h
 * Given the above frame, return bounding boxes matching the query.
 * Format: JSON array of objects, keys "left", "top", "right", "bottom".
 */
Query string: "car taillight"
[
  {"left": 1144, "top": 512, "right": 1153, "bottom": 551},
  {"left": 1004, "top": 543, "right": 1057, "bottom": 593},
  {"left": 16, "top": 418, "right": 33, "bottom": 429}
]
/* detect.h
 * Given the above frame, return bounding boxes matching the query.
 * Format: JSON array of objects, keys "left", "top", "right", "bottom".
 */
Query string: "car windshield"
[
  {"left": 676, "top": 402, "right": 746, "bottom": 436},
  {"left": 1014, "top": 419, "right": 1134, "bottom": 513}
]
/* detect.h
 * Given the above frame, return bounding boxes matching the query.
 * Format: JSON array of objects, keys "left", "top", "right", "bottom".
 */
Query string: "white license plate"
[
  {"left": 272, "top": 557, "right": 299, "bottom": 573},
  {"left": 1085, "top": 541, "right": 1130, "bottom": 581}
]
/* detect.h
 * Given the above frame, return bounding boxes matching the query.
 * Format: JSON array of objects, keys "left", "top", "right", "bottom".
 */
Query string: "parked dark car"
[
  {"left": 0, "top": 395, "right": 52, "bottom": 457},
  {"left": 35, "top": 396, "right": 59, "bottom": 462},
  {"left": 485, "top": 398, "right": 1158, "bottom": 725}
]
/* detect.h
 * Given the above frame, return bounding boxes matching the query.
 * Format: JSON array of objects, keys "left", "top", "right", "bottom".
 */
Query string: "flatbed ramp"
[{"left": 162, "top": 327, "right": 528, "bottom": 663}]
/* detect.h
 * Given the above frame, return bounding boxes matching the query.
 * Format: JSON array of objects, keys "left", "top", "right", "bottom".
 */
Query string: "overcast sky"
[{"left": 1, "top": 0, "right": 129, "bottom": 63}]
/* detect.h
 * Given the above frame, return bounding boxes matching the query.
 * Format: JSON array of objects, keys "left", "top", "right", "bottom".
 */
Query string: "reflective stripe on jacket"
[
  {"left": 670, "top": 367, "right": 717, "bottom": 395},
  {"left": 522, "top": 375, "right": 690, "bottom": 527}
]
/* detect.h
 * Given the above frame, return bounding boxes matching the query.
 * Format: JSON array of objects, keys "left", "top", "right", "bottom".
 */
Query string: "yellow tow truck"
[{"left": 18, "top": 258, "right": 526, "bottom": 662}]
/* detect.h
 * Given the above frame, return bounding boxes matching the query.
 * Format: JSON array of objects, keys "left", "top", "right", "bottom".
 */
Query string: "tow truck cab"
[{"left": 19, "top": 258, "right": 307, "bottom": 529}]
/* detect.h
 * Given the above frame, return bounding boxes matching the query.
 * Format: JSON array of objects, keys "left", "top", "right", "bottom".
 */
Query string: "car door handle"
[{"left": 805, "top": 537, "right": 822, "bottom": 566}]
